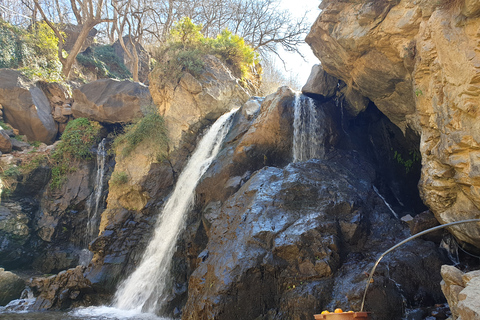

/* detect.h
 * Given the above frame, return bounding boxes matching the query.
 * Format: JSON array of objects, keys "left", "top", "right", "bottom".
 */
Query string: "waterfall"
[
  {"left": 114, "top": 108, "right": 238, "bottom": 313},
  {"left": 79, "top": 138, "right": 107, "bottom": 267},
  {"left": 293, "top": 93, "right": 324, "bottom": 162}
]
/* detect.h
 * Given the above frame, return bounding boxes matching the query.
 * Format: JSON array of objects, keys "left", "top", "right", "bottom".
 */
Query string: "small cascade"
[
  {"left": 79, "top": 138, "right": 107, "bottom": 267},
  {"left": 293, "top": 93, "right": 324, "bottom": 162},
  {"left": 0, "top": 286, "right": 35, "bottom": 312},
  {"left": 114, "top": 108, "right": 238, "bottom": 314}
]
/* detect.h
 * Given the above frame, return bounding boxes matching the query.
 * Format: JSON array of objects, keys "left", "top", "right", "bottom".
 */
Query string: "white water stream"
[
  {"left": 113, "top": 108, "right": 238, "bottom": 313},
  {"left": 79, "top": 138, "right": 108, "bottom": 267},
  {"left": 293, "top": 93, "right": 324, "bottom": 162}
]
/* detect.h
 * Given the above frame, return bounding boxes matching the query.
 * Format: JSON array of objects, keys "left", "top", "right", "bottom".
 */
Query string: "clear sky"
[{"left": 278, "top": 0, "right": 322, "bottom": 87}]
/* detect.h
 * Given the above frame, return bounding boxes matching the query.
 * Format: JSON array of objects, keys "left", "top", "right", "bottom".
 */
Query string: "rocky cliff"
[{"left": 306, "top": 0, "right": 480, "bottom": 248}]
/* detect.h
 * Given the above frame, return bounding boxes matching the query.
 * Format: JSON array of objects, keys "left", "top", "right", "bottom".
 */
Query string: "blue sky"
[{"left": 279, "top": 0, "right": 321, "bottom": 86}]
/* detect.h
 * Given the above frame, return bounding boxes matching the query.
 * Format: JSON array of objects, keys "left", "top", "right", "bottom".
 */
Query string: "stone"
[
  {"left": 29, "top": 266, "right": 92, "bottom": 311},
  {"left": 113, "top": 36, "right": 150, "bottom": 83},
  {"left": 306, "top": 0, "right": 480, "bottom": 248},
  {"left": 441, "top": 266, "right": 480, "bottom": 320},
  {"left": 149, "top": 55, "right": 249, "bottom": 150},
  {"left": 11, "top": 138, "right": 32, "bottom": 151},
  {"left": 0, "top": 269, "right": 25, "bottom": 306},
  {"left": 0, "top": 69, "right": 57, "bottom": 144},
  {"left": 0, "top": 130, "right": 12, "bottom": 153},
  {"left": 72, "top": 79, "right": 152, "bottom": 123},
  {"left": 61, "top": 24, "right": 97, "bottom": 53},
  {"left": 302, "top": 64, "right": 338, "bottom": 99}
]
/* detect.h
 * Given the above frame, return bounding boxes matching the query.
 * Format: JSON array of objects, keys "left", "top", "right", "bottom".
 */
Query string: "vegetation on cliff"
[
  {"left": 112, "top": 107, "right": 168, "bottom": 161},
  {"left": 152, "top": 17, "right": 259, "bottom": 88},
  {"left": 50, "top": 117, "right": 101, "bottom": 189}
]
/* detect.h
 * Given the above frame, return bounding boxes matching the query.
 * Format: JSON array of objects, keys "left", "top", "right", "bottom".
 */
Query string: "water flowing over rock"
[
  {"left": 72, "top": 79, "right": 152, "bottom": 123},
  {"left": 113, "top": 109, "right": 237, "bottom": 314},
  {"left": 293, "top": 93, "right": 326, "bottom": 161},
  {"left": 306, "top": 0, "right": 480, "bottom": 248},
  {"left": 0, "top": 69, "right": 57, "bottom": 144}
]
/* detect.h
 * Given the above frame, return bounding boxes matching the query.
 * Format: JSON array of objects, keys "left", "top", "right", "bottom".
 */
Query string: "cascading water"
[
  {"left": 79, "top": 138, "right": 107, "bottom": 267},
  {"left": 293, "top": 93, "right": 324, "bottom": 162},
  {"left": 113, "top": 108, "right": 238, "bottom": 314}
]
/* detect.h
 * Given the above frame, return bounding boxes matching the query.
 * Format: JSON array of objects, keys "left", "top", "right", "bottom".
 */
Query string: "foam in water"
[
  {"left": 113, "top": 109, "right": 238, "bottom": 313},
  {"left": 71, "top": 306, "right": 168, "bottom": 319},
  {"left": 293, "top": 93, "right": 324, "bottom": 162}
]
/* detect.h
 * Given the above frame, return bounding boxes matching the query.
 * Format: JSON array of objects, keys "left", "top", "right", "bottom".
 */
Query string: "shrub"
[
  {"left": 50, "top": 118, "right": 101, "bottom": 189},
  {"left": 152, "top": 17, "right": 259, "bottom": 87},
  {"left": 113, "top": 108, "right": 168, "bottom": 160},
  {"left": 110, "top": 171, "right": 129, "bottom": 186}
]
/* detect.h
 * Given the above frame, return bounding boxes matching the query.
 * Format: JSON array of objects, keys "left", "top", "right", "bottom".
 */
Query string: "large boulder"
[
  {"left": 0, "top": 269, "right": 25, "bottom": 306},
  {"left": 441, "top": 265, "right": 480, "bottom": 320},
  {"left": 113, "top": 36, "right": 150, "bottom": 83},
  {"left": 306, "top": 0, "right": 480, "bottom": 248},
  {"left": 149, "top": 54, "right": 249, "bottom": 150},
  {"left": 302, "top": 64, "right": 338, "bottom": 99},
  {"left": 71, "top": 79, "right": 152, "bottom": 123},
  {"left": 0, "top": 69, "right": 57, "bottom": 144}
]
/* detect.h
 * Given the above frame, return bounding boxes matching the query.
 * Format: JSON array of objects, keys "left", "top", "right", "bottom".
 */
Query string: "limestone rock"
[
  {"left": 0, "top": 130, "right": 12, "bottom": 153},
  {"left": 61, "top": 24, "right": 97, "bottom": 53},
  {"left": 149, "top": 55, "right": 249, "bottom": 150},
  {"left": 0, "top": 268, "right": 25, "bottom": 306},
  {"left": 0, "top": 69, "right": 57, "bottom": 144},
  {"left": 302, "top": 64, "right": 338, "bottom": 99},
  {"left": 72, "top": 79, "right": 152, "bottom": 123},
  {"left": 307, "top": 0, "right": 480, "bottom": 248},
  {"left": 441, "top": 265, "right": 480, "bottom": 320}
]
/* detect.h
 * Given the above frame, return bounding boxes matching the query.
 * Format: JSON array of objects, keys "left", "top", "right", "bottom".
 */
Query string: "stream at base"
[{"left": 0, "top": 306, "right": 170, "bottom": 319}]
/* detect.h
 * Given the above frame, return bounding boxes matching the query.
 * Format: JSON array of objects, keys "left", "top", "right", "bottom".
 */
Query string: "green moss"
[
  {"left": 50, "top": 118, "right": 101, "bottom": 189},
  {"left": 113, "top": 108, "right": 168, "bottom": 160}
]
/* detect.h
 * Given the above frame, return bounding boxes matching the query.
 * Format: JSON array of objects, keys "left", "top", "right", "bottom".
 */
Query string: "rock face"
[
  {"left": 86, "top": 55, "right": 249, "bottom": 293},
  {"left": 29, "top": 266, "right": 93, "bottom": 311},
  {"left": 0, "top": 269, "right": 25, "bottom": 306},
  {"left": 302, "top": 64, "right": 338, "bottom": 99},
  {"left": 113, "top": 36, "right": 150, "bottom": 83},
  {"left": 0, "top": 69, "right": 57, "bottom": 144},
  {"left": 441, "top": 265, "right": 480, "bottom": 320},
  {"left": 306, "top": 0, "right": 480, "bottom": 248},
  {"left": 149, "top": 55, "right": 249, "bottom": 150},
  {"left": 72, "top": 79, "right": 152, "bottom": 123},
  {"left": 174, "top": 91, "right": 446, "bottom": 320}
]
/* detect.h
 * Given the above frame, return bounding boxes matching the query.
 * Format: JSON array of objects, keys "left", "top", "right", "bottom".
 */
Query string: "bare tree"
[{"left": 34, "top": 0, "right": 114, "bottom": 78}]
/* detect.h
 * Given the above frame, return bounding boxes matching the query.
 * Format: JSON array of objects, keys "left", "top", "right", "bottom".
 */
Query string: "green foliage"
[
  {"left": 0, "top": 154, "right": 48, "bottom": 197},
  {"left": 392, "top": 149, "right": 421, "bottom": 174},
  {"left": 152, "top": 17, "right": 259, "bottom": 86},
  {"left": 209, "top": 30, "right": 258, "bottom": 78},
  {"left": 110, "top": 171, "right": 129, "bottom": 186},
  {"left": 0, "top": 18, "right": 63, "bottom": 81},
  {"left": 170, "top": 17, "right": 204, "bottom": 46},
  {"left": 113, "top": 108, "right": 168, "bottom": 160},
  {"left": 415, "top": 89, "right": 423, "bottom": 97},
  {"left": 50, "top": 118, "right": 101, "bottom": 189},
  {"left": 76, "top": 45, "right": 131, "bottom": 80}
]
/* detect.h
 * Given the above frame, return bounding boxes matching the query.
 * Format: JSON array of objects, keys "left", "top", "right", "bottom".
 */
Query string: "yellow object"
[
  {"left": 334, "top": 308, "right": 343, "bottom": 313},
  {"left": 321, "top": 310, "right": 329, "bottom": 314},
  {"left": 348, "top": 311, "right": 354, "bottom": 313}
]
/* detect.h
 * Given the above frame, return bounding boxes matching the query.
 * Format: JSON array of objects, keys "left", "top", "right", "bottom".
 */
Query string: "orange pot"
[{"left": 314, "top": 312, "right": 369, "bottom": 320}]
